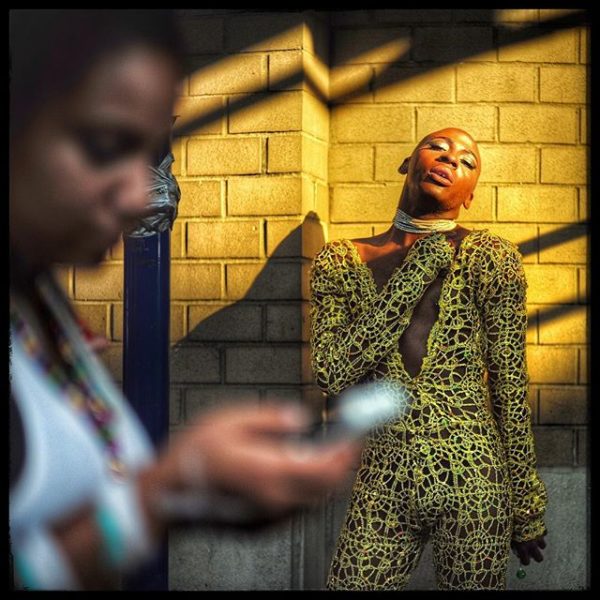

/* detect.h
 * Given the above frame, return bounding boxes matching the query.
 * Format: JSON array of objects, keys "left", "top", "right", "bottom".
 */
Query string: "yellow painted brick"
[
  {"left": 330, "top": 144, "right": 374, "bottom": 183},
  {"left": 579, "top": 347, "right": 588, "bottom": 384},
  {"left": 539, "top": 385, "right": 588, "bottom": 425},
  {"left": 302, "top": 92, "right": 329, "bottom": 141},
  {"left": 267, "top": 219, "right": 302, "bottom": 257},
  {"left": 225, "top": 13, "right": 306, "bottom": 53},
  {"left": 498, "top": 28, "right": 577, "bottom": 63},
  {"left": 539, "top": 224, "right": 588, "bottom": 264},
  {"left": 178, "top": 17, "right": 224, "bottom": 54},
  {"left": 173, "top": 97, "right": 223, "bottom": 135},
  {"left": 73, "top": 303, "right": 108, "bottom": 338},
  {"left": 540, "top": 66, "right": 587, "bottom": 103},
  {"left": 413, "top": 27, "right": 495, "bottom": 62},
  {"left": 457, "top": 64, "right": 535, "bottom": 102},
  {"left": 527, "top": 345, "right": 578, "bottom": 384},
  {"left": 332, "top": 105, "right": 413, "bottom": 143},
  {"left": 171, "top": 263, "right": 221, "bottom": 300},
  {"left": 171, "top": 138, "right": 183, "bottom": 176},
  {"left": 228, "top": 176, "right": 306, "bottom": 216},
  {"left": 74, "top": 264, "right": 123, "bottom": 301},
  {"left": 497, "top": 186, "right": 578, "bottom": 223},
  {"left": 417, "top": 106, "right": 496, "bottom": 142},
  {"left": 300, "top": 136, "right": 328, "bottom": 181},
  {"left": 330, "top": 65, "right": 373, "bottom": 103},
  {"left": 523, "top": 265, "right": 578, "bottom": 304},
  {"left": 52, "top": 265, "right": 73, "bottom": 297},
  {"left": 189, "top": 54, "right": 267, "bottom": 95},
  {"left": 541, "top": 147, "right": 587, "bottom": 184},
  {"left": 171, "top": 221, "right": 183, "bottom": 259},
  {"left": 374, "top": 65, "right": 455, "bottom": 103},
  {"left": 478, "top": 145, "right": 537, "bottom": 183},
  {"left": 580, "top": 26, "right": 589, "bottom": 64},
  {"left": 578, "top": 187, "right": 588, "bottom": 222},
  {"left": 268, "top": 135, "right": 302, "bottom": 173},
  {"left": 578, "top": 268, "right": 588, "bottom": 304},
  {"left": 457, "top": 185, "right": 495, "bottom": 223},
  {"left": 178, "top": 181, "right": 221, "bottom": 217},
  {"left": 187, "top": 138, "right": 261, "bottom": 176},
  {"left": 539, "top": 304, "right": 587, "bottom": 344},
  {"left": 227, "top": 262, "right": 302, "bottom": 300},
  {"left": 580, "top": 107, "right": 588, "bottom": 144},
  {"left": 188, "top": 221, "right": 261, "bottom": 258},
  {"left": 526, "top": 307, "right": 538, "bottom": 344},
  {"left": 499, "top": 105, "right": 577, "bottom": 143},
  {"left": 229, "top": 91, "right": 302, "bottom": 133},
  {"left": 333, "top": 28, "right": 411, "bottom": 66},
  {"left": 328, "top": 224, "right": 373, "bottom": 241},
  {"left": 331, "top": 186, "right": 402, "bottom": 223},
  {"left": 188, "top": 303, "right": 262, "bottom": 341},
  {"left": 495, "top": 9, "right": 539, "bottom": 23},
  {"left": 269, "top": 50, "right": 328, "bottom": 97},
  {"left": 374, "top": 143, "right": 419, "bottom": 182},
  {"left": 485, "top": 223, "right": 538, "bottom": 263},
  {"left": 315, "top": 182, "right": 329, "bottom": 223}
]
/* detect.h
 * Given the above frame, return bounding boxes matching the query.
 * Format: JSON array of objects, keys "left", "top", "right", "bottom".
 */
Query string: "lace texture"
[{"left": 309, "top": 231, "right": 547, "bottom": 590}]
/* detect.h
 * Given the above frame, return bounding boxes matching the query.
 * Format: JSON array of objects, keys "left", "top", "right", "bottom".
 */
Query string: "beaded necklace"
[
  {"left": 393, "top": 207, "right": 457, "bottom": 233},
  {"left": 10, "top": 277, "right": 127, "bottom": 481}
]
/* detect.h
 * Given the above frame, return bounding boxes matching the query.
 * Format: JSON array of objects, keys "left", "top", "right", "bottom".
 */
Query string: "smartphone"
[{"left": 298, "top": 382, "right": 406, "bottom": 446}]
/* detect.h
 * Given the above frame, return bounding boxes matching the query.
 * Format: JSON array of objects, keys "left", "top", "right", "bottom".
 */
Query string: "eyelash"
[{"left": 429, "top": 144, "right": 476, "bottom": 169}]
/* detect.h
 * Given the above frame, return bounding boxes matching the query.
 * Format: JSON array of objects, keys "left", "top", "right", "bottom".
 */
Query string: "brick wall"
[{"left": 62, "top": 9, "right": 588, "bottom": 474}]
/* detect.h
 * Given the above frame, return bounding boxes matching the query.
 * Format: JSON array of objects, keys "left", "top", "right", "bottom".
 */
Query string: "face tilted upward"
[{"left": 402, "top": 127, "right": 481, "bottom": 216}]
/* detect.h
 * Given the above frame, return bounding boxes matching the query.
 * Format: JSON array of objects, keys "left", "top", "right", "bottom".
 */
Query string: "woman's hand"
[{"left": 511, "top": 534, "right": 547, "bottom": 565}]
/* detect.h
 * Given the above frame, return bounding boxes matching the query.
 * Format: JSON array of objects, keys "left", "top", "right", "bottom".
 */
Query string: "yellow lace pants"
[{"left": 327, "top": 422, "right": 513, "bottom": 590}]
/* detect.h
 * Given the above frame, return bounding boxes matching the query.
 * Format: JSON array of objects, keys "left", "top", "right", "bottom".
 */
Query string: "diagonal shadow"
[
  {"left": 170, "top": 212, "right": 326, "bottom": 417},
  {"left": 172, "top": 9, "right": 590, "bottom": 139}
]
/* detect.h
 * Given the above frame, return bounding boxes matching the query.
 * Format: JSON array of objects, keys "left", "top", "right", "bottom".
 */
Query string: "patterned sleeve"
[
  {"left": 310, "top": 233, "right": 454, "bottom": 396},
  {"left": 478, "top": 238, "right": 548, "bottom": 542}
]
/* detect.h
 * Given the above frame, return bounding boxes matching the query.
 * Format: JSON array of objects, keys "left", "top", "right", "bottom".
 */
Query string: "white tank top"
[{"left": 9, "top": 324, "right": 154, "bottom": 544}]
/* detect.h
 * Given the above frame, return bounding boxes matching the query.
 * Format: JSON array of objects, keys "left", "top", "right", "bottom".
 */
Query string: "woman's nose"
[
  {"left": 438, "top": 153, "right": 458, "bottom": 169},
  {"left": 118, "top": 157, "right": 152, "bottom": 215}
]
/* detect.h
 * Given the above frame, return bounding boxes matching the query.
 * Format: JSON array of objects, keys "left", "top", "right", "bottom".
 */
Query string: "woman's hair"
[{"left": 9, "top": 9, "right": 184, "bottom": 136}]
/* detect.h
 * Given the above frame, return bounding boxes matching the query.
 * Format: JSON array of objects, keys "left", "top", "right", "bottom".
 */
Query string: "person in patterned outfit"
[{"left": 309, "top": 127, "right": 547, "bottom": 590}]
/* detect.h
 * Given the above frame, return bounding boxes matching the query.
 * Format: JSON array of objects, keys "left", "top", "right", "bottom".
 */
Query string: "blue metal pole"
[
  {"left": 121, "top": 145, "right": 179, "bottom": 591},
  {"left": 122, "top": 230, "right": 170, "bottom": 591}
]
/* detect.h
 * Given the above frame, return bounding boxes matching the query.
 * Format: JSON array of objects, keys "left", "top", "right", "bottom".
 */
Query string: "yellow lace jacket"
[{"left": 309, "top": 230, "right": 547, "bottom": 542}]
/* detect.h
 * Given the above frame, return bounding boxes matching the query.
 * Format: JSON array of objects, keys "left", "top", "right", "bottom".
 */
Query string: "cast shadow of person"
[{"left": 170, "top": 211, "right": 326, "bottom": 419}]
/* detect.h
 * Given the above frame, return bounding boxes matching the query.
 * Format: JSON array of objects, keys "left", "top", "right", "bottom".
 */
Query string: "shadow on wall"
[
  {"left": 172, "top": 9, "right": 590, "bottom": 138},
  {"left": 170, "top": 212, "right": 326, "bottom": 419}
]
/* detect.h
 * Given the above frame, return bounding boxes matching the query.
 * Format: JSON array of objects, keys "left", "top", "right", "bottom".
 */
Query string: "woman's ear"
[
  {"left": 463, "top": 193, "right": 474, "bottom": 210},
  {"left": 398, "top": 157, "right": 410, "bottom": 175}
]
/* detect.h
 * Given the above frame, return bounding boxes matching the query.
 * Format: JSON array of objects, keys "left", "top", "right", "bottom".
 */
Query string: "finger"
[
  {"left": 517, "top": 549, "right": 530, "bottom": 566},
  {"left": 530, "top": 546, "right": 544, "bottom": 562}
]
